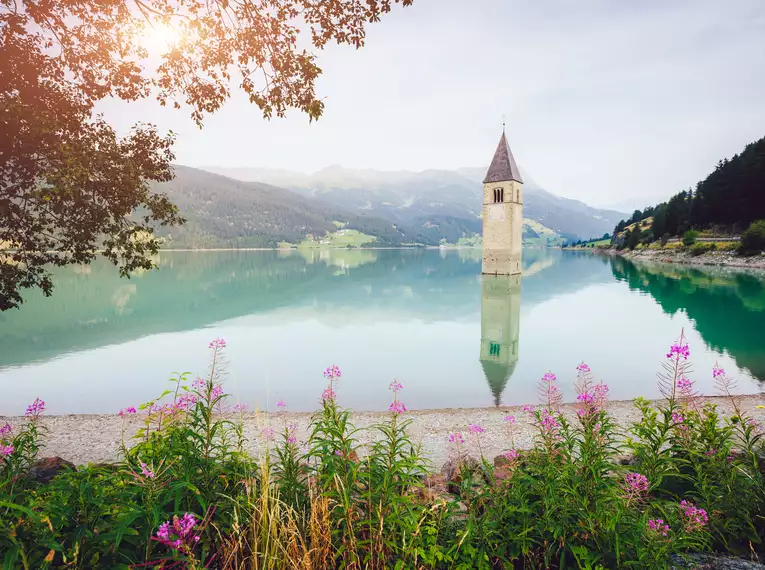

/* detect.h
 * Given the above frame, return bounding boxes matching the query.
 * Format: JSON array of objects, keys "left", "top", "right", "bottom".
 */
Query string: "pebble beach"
[{"left": 4, "top": 395, "right": 764, "bottom": 468}]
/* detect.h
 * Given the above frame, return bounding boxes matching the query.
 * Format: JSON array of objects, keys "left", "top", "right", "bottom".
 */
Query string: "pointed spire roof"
[
  {"left": 483, "top": 131, "right": 523, "bottom": 184},
  {"left": 480, "top": 360, "right": 517, "bottom": 407}
]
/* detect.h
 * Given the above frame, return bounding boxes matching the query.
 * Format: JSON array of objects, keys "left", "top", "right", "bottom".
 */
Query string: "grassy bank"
[{"left": 2, "top": 337, "right": 765, "bottom": 569}]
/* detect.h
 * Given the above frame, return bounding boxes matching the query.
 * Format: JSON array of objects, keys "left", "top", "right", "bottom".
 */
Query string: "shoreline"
[
  {"left": 610, "top": 247, "right": 765, "bottom": 270},
  {"left": 5, "top": 395, "right": 763, "bottom": 468},
  {"left": 159, "top": 245, "right": 478, "bottom": 252}
]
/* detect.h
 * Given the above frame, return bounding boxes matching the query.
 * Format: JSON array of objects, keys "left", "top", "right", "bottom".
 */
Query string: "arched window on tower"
[{"left": 500, "top": 188, "right": 505, "bottom": 202}]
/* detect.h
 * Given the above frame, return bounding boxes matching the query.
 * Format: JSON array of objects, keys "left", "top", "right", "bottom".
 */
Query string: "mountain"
[
  {"left": 151, "top": 166, "right": 441, "bottom": 248},
  {"left": 202, "top": 165, "right": 626, "bottom": 242}
]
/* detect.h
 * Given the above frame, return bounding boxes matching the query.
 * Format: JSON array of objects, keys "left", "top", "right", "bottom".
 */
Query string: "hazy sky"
[{"left": 102, "top": 0, "right": 765, "bottom": 208}]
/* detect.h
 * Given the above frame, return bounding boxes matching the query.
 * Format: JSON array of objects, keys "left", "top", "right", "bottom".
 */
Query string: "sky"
[{"left": 100, "top": 0, "right": 765, "bottom": 209}]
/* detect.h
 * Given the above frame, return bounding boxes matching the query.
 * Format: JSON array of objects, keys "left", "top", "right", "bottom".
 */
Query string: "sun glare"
[{"left": 138, "top": 21, "right": 184, "bottom": 52}]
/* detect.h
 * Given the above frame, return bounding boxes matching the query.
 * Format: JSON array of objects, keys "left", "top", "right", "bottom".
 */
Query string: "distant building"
[
  {"left": 479, "top": 274, "right": 521, "bottom": 406},
  {"left": 482, "top": 129, "right": 524, "bottom": 275}
]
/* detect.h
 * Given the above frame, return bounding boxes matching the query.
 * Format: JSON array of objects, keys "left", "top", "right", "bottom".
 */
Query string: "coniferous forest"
[{"left": 614, "top": 136, "right": 765, "bottom": 239}]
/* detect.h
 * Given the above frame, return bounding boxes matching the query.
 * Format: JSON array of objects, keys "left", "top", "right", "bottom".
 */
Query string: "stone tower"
[
  {"left": 482, "top": 130, "right": 524, "bottom": 275},
  {"left": 479, "top": 274, "right": 521, "bottom": 406}
]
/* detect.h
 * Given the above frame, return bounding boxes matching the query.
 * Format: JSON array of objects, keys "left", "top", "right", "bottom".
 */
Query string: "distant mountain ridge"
[
  {"left": 151, "top": 166, "right": 440, "bottom": 248},
  {"left": 202, "top": 164, "right": 626, "bottom": 242}
]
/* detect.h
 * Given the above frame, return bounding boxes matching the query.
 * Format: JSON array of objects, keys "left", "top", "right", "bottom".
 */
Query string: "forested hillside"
[
  {"left": 614, "top": 136, "right": 765, "bottom": 239},
  {"left": 151, "top": 166, "right": 441, "bottom": 247},
  {"left": 205, "top": 165, "right": 625, "bottom": 242}
]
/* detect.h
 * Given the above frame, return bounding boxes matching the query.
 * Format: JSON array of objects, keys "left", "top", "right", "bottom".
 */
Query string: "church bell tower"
[{"left": 482, "top": 129, "right": 524, "bottom": 275}]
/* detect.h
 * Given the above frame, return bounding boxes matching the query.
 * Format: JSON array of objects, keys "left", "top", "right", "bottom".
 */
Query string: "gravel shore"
[
  {"left": 3, "top": 395, "right": 763, "bottom": 468},
  {"left": 617, "top": 247, "right": 765, "bottom": 270}
]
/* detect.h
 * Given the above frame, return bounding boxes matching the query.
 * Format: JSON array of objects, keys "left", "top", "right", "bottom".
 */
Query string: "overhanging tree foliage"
[{"left": 0, "top": 0, "right": 413, "bottom": 310}]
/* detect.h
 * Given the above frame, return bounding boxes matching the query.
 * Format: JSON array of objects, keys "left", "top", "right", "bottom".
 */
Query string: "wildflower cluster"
[
  {"left": 679, "top": 500, "right": 708, "bottom": 533},
  {"left": 2, "top": 333, "right": 760, "bottom": 570},
  {"left": 25, "top": 398, "right": 45, "bottom": 417},
  {"left": 156, "top": 513, "right": 200, "bottom": 549},
  {"left": 538, "top": 371, "right": 562, "bottom": 410},
  {"left": 621, "top": 472, "right": 650, "bottom": 506},
  {"left": 666, "top": 342, "right": 690, "bottom": 360},
  {"left": 647, "top": 518, "right": 671, "bottom": 538},
  {"left": 448, "top": 432, "right": 464, "bottom": 445}
]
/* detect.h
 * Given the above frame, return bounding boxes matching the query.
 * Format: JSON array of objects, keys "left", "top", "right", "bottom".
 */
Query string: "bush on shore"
[
  {"left": 2, "top": 335, "right": 765, "bottom": 569},
  {"left": 740, "top": 220, "right": 765, "bottom": 254}
]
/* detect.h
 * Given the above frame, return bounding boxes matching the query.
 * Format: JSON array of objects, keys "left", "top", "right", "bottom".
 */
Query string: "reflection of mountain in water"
[
  {"left": 479, "top": 275, "right": 521, "bottom": 406},
  {"left": 0, "top": 249, "right": 614, "bottom": 369},
  {"left": 610, "top": 257, "right": 765, "bottom": 381}
]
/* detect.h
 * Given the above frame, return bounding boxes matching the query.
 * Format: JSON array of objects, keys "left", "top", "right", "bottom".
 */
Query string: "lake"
[{"left": 1, "top": 249, "right": 764, "bottom": 415}]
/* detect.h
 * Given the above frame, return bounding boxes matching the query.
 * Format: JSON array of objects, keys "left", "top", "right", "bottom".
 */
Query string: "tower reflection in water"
[{"left": 479, "top": 274, "right": 521, "bottom": 406}]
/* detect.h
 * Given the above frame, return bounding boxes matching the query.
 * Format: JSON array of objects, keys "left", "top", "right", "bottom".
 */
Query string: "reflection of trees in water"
[
  {"left": 0, "top": 249, "right": 614, "bottom": 374},
  {"left": 610, "top": 257, "right": 765, "bottom": 381}
]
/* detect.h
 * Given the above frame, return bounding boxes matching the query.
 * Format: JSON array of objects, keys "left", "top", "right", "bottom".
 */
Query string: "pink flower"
[
  {"left": 676, "top": 377, "right": 693, "bottom": 395},
  {"left": 522, "top": 404, "right": 535, "bottom": 414},
  {"left": 622, "top": 472, "right": 649, "bottom": 494},
  {"left": 324, "top": 365, "right": 341, "bottom": 379},
  {"left": 334, "top": 449, "right": 344, "bottom": 456},
  {"left": 671, "top": 411, "right": 684, "bottom": 425},
  {"left": 577, "top": 392, "right": 595, "bottom": 406},
  {"left": 503, "top": 415, "right": 516, "bottom": 424},
  {"left": 594, "top": 383, "right": 609, "bottom": 402},
  {"left": 389, "top": 380, "right": 403, "bottom": 392},
  {"left": 647, "top": 518, "right": 670, "bottom": 537},
  {"left": 321, "top": 387, "right": 336, "bottom": 401},
  {"left": 209, "top": 337, "right": 227, "bottom": 350},
  {"left": 576, "top": 362, "right": 591, "bottom": 373},
  {"left": 0, "top": 423, "right": 12, "bottom": 437},
  {"left": 542, "top": 372, "right": 557, "bottom": 384},
  {"left": 140, "top": 462, "right": 156, "bottom": 479},
  {"left": 25, "top": 398, "right": 45, "bottom": 417},
  {"left": 233, "top": 403, "right": 248, "bottom": 412},
  {"left": 261, "top": 427, "right": 275, "bottom": 441},
  {"left": 448, "top": 432, "right": 464, "bottom": 445},
  {"left": 276, "top": 400, "right": 286, "bottom": 408},
  {"left": 503, "top": 449, "right": 519, "bottom": 461},
  {"left": 211, "top": 385, "right": 224, "bottom": 399},
  {"left": 712, "top": 364, "right": 725, "bottom": 378},
  {"left": 540, "top": 410, "right": 560, "bottom": 433},
  {"left": 705, "top": 448, "right": 717, "bottom": 457},
  {"left": 192, "top": 377, "right": 205, "bottom": 390},
  {"left": 175, "top": 395, "right": 197, "bottom": 411},
  {"left": 156, "top": 513, "right": 199, "bottom": 549},
  {"left": 287, "top": 424, "right": 297, "bottom": 444},
  {"left": 118, "top": 406, "right": 137, "bottom": 417},
  {"left": 468, "top": 423, "right": 485, "bottom": 434},
  {"left": 389, "top": 401, "right": 407, "bottom": 415},
  {"left": 679, "top": 500, "right": 708, "bottom": 532},
  {"left": 0, "top": 445, "right": 14, "bottom": 458},
  {"left": 667, "top": 342, "right": 690, "bottom": 360}
]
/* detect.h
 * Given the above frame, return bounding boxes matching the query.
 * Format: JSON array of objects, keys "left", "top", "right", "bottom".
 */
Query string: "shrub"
[
  {"left": 740, "top": 219, "right": 765, "bottom": 253},
  {"left": 690, "top": 242, "right": 716, "bottom": 256},
  {"left": 683, "top": 229, "right": 700, "bottom": 246},
  {"left": 661, "top": 233, "right": 671, "bottom": 246}
]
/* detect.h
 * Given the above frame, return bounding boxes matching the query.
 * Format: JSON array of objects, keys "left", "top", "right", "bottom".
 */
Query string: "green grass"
[{"left": 298, "top": 229, "right": 376, "bottom": 249}]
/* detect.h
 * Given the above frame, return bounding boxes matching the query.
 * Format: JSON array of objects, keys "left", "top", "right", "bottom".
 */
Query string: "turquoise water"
[{"left": 0, "top": 249, "right": 763, "bottom": 414}]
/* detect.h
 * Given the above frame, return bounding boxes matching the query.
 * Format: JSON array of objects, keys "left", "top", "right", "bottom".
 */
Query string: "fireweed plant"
[{"left": 1, "top": 333, "right": 765, "bottom": 569}]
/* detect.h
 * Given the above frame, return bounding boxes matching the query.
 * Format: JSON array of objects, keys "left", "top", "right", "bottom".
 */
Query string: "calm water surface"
[{"left": 1, "top": 249, "right": 764, "bottom": 414}]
